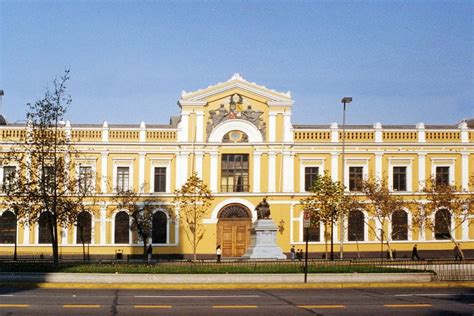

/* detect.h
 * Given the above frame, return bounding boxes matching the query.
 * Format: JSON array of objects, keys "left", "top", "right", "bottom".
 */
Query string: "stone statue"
[{"left": 255, "top": 198, "right": 271, "bottom": 220}]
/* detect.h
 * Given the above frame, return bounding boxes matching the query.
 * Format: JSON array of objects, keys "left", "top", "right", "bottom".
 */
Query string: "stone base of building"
[{"left": 241, "top": 219, "right": 287, "bottom": 260}]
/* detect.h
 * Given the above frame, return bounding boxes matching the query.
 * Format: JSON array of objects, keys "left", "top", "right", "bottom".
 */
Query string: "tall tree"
[
  {"left": 359, "top": 178, "right": 406, "bottom": 260},
  {"left": 1, "top": 70, "right": 93, "bottom": 266},
  {"left": 113, "top": 189, "right": 166, "bottom": 260},
  {"left": 413, "top": 178, "right": 473, "bottom": 258},
  {"left": 173, "top": 172, "right": 213, "bottom": 261},
  {"left": 300, "top": 172, "right": 354, "bottom": 260}
]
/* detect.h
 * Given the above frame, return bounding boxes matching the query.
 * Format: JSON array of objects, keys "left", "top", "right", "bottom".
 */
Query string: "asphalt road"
[{"left": 0, "top": 287, "right": 473, "bottom": 315}]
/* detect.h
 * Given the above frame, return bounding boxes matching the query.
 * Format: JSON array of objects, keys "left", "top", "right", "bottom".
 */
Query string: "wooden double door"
[{"left": 217, "top": 219, "right": 251, "bottom": 257}]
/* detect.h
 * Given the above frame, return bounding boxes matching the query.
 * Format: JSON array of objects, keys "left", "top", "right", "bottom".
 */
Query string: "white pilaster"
[
  {"left": 418, "top": 152, "right": 426, "bottom": 191},
  {"left": 375, "top": 152, "right": 383, "bottom": 180},
  {"left": 61, "top": 227, "right": 67, "bottom": 244},
  {"left": 282, "top": 151, "right": 294, "bottom": 192},
  {"left": 252, "top": 152, "right": 261, "bottom": 193},
  {"left": 101, "top": 151, "right": 108, "bottom": 193},
  {"left": 210, "top": 152, "right": 218, "bottom": 192},
  {"left": 177, "top": 112, "right": 189, "bottom": 142},
  {"left": 461, "top": 152, "right": 469, "bottom": 191},
  {"left": 331, "top": 152, "right": 339, "bottom": 182},
  {"left": 283, "top": 111, "right": 293, "bottom": 142},
  {"left": 23, "top": 222, "right": 30, "bottom": 244},
  {"left": 176, "top": 152, "right": 189, "bottom": 189},
  {"left": 330, "top": 123, "right": 339, "bottom": 143},
  {"left": 194, "top": 151, "right": 203, "bottom": 179},
  {"left": 268, "top": 152, "right": 276, "bottom": 192},
  {"left": 138, "top": 152, "right": 146, "bottom": 192},
  {"left": 65, "top": 120, "right": 71, "bottom": 140},
  {"left": 268, "top": 112, "right": 276, "bottom": 142},
  {"left": 462, "top": 209, "right": 469, "bottom": 241},
  {"left": 195, "top": 111, "right": 204, "bottom": 142},
  {"left": 100, "top": 203, "right": 107, "bottom": 244}
]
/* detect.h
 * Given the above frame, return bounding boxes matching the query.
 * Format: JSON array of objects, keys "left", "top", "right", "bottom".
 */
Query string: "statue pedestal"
[{"left": 242, "top": 219, "right": 287, "bottom": 260}]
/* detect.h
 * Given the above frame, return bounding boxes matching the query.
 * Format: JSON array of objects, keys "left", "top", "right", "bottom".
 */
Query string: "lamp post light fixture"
[{"left": 339, "top": 96, "right": 352, "bottom": 260}]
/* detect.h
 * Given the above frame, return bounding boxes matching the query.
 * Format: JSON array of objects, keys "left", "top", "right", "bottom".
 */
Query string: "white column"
[
  {"left": 175, "top": 152, "right": 189, "bottom": 189},
  {"left": 101, "top": 151, "right": 108, "bottom": 193},
  {"left": 282, "top": 152, "right": 294, "bottom": 192},
  {"left": 375, "top": 152, "right": 383, "bottom": 181},
  {"left": 268, "top": 112, "right": 277, "bottom": 142},
  {"left": 331, "top": 152, "right": 339, "bottom": 182},
  {"left": 100, "top": 203, "right": 107, "bottom": 244},
  {"left": 418, "top": 204, "right": 426, "bottom": 241},
  {"left": 195, "top": 111, "right": 204, "bottom": 142},
  {"left": 195, "top": 151, "right": 203, "bottom": 179},
  {"left": 23, "top": 222, "right": 30, "bottom": 244},
  {"left": 418, "top": 152, "right": 426, "bottom": 191},
  {"left": 138, "top": 152, "right": 145, "bottom": 192},
  {"left": 252, "top": 152, "right": 261, "bottom": 193},
  {"left": 178, "top": 113, "right": 189, "bottom": 142},
  {"left": 462, "top": 209, "right": 469, "bottom": 241},
  {"left": 268, "top": 152, "right": 276, "bottom": 192},
  {"left": 210, "top": 152, "right": 218, "bottom": 193},
  {"left": 461, "top": 152, "right": 469, "bottom": 191},
  {"left": 283, "top": 111, "right": 293, "bottom": 142},
  {"left": 61, "top": 227, "right": 67, "bottom": 244}
]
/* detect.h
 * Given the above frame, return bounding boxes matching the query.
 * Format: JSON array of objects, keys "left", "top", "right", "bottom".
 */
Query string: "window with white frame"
[
  {"left": 388, "top": 158, "right": 413, "bottom": 192},
  {"left": 430, "top": 158, "right": 455, "bottom": 187},
  {"left": 150, "top": 159, "right": 171, "bottom": 193},
  {"left": 78, "top": 166, "right": 94, "bottom": 192},
  {"left": 349, "top": 167, "right": 363, "bottom": 191},
  {"left": 116, "top": 167, "right": 130, "bottom": 192},
  {"left": 436, "top": 166, "right": 450, "bottom": 186},
  {"left": 299, "top": 158, "right": 324, "bottom": 193},
  {"left": 344, "top": 158, "right": 368, "bottom": 192},
  {"left": 154, "top": 167, "right": 166, "bottom": 193},
  {"left": 2, "top": 166, "right": 16, "bottom": 192}
]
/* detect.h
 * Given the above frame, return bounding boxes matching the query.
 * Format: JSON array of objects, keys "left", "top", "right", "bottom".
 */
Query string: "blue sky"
[{"left": 1, "top": 1, "right": 472, "bottom": 126}]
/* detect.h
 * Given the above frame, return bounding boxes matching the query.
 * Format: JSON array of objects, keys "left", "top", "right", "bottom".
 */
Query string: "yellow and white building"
[{"left": 0, "top": 74, "right": 472, "bottom": 259}]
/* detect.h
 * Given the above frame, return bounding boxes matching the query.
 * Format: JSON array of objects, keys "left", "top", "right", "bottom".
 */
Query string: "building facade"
[{"left": 0, "top": 75, "right": 473, "bottom": 259}]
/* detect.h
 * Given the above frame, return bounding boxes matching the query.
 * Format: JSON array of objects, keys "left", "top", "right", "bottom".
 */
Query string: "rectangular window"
[
  {"left": 304, "top": 167, "right": 319, "bottom": 191},
  {"left": 2, "top": 166, "right": 16, "bottom": 192},
  {"left": 393, "top": 166, "right": 407, "bottom": 191},
  {"left": 221, "top": 154, "right": 249, "bottom": 192},
  {"left": 436, "top": 166, "right": 450, "bottom": 186},
  {"left": 349, "top": 166, "right": 363, "bottom": 191},
  {"left": 154, "top": 167, "right": 167, "bottom": 192},
  {"left": 78, "top": 166, "right": 93, "bottom": 192},
  {"left": 116, "top": 167, "right": 130, "bottom": 191}
]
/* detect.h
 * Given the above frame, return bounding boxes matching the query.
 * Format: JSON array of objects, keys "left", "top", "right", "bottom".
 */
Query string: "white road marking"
[
  {"left": 395, "top": 293, "right": 474, "bottom": 297},
  {"left": 0, "top": 295, "right": 14, "bottom": 297},
  {"left": 134, "top": 295, "right": 260, "bottom": 298}
]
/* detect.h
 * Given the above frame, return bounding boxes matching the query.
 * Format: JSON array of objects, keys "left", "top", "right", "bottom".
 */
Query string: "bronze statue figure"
[{"left": 256, "top": 198, "right": 271, "bottom": 220}]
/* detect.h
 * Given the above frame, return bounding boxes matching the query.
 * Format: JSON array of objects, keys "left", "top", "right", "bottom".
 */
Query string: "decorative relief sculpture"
[{"left": 207, "top": 93, "right": 266, "bottom": 140}]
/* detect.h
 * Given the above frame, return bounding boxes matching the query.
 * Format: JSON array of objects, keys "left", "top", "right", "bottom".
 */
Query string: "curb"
[{"left": 1, "top": 281, "right": 473, "bottom": 290}]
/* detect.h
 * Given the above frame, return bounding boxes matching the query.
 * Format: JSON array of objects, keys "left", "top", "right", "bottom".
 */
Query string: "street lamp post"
[{"left": 340, "top": 97, "right": 352, "bottom": 260}]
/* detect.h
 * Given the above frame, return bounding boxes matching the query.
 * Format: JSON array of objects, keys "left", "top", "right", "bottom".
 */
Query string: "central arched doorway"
[{"left": 217, "top": 204, "right": 252, "bottom": 257}]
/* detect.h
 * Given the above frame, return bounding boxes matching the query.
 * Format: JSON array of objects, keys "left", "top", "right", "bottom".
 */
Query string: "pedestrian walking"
[
  {"left": 411, "top": 244, "right": 420, "bottom": 260},
  {"left": 216, "top": 245, "right": 222, "bottom": 262},
  {"left": 290, "top": 245, "right": 296, "bottom": 260},
  {"left": 454, "top": 243, "right": 463, "bottom": 261},
  {"left": 147, "top": 244, "right": 153, "bottom": 262}
]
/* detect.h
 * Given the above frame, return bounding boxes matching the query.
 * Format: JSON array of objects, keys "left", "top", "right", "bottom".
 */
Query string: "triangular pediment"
[{"left": 179, "top": 74, "right": 293, "bottom": 105}]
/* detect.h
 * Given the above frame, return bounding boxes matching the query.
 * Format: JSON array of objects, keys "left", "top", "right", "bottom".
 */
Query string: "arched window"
[
  {"left": 38, "top": 212, "right": 51, "bottom": 244},
  {"left": 152, "top": 211, "right": 167, "bottom": 244},
  {"left": 435, "top": 208, "right": 451, "bottom": 240},
  {"left": 0, "top": 211, "right": 16, "bottom": 244},
  {"left": 391, "top": 209, "right": 408, "bottom": 241},
  {"left": 114, "top": 211, "right": 130, "bottom": 244},
  {"left": 348, "top": 210, "right": 365, "bottom": 241},
  {"left": 76, "top": 211, "right": 92, "bottom": 244}
]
